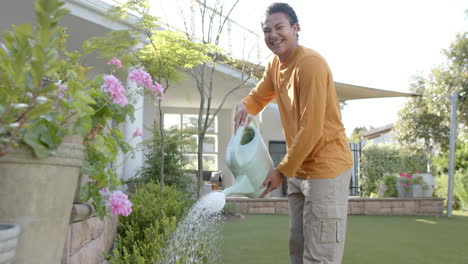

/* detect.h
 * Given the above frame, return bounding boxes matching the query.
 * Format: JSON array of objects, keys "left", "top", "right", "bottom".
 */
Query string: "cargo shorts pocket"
[{"left": 319, "top": 220, "right": 340, "bottom": 243}]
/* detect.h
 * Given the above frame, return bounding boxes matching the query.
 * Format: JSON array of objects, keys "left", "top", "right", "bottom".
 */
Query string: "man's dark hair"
[
  {"left": 264, "top": 2, "right": 299, "bottom": 39},
  {"left": 265, "top": 2, "right": 299, "bottom": 26}
]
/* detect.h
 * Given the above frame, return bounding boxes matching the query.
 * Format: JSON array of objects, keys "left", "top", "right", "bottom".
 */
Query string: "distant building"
[{"left": 361, "top": 124, "right": 395, "bottom": 145}]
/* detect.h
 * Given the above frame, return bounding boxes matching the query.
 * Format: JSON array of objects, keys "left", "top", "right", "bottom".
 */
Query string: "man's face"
[{"left": 263, "top": 12, "right": 299, "bottom": 61}]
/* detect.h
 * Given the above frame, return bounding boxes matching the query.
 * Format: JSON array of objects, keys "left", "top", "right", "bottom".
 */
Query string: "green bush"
[
  {"left": 379, "top": 173, "right": 398, "bottom": 197},
  {"left": 222, "top": 203, "right": 237, "bottom": 216},
  {"left": 433, "top": 132, "right": 468, "bottom": 175},
  {"left": 435, "top": 170, "right": 468, "bottom": 211},
  {"left": 108, "top": 183, "right": 194, "bottom": 263},
  {"left": 135, "top": 127, "right": 196, "bottom": 191},
  {"left": 360, "top": 143, "right": 426, "bottom": 196}
]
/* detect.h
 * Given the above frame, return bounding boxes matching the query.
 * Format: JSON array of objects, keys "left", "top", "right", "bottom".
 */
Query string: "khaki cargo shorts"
[{"left": 287, "top": 169, "right": 352, "bottom": 264}]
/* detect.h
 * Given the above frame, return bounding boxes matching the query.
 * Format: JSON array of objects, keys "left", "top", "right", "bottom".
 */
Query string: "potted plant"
[
  {"left": 396, "top": 172, "right": 431, "bottom": 198},
  {"left": 0, "top": 0, "right": 97, "bottom": 262},
  {"left": 0, "top": 0, "right": 165, "bottom": 261},
  {"left": 0, "top": 0, "right": 141, "bottom": 262}
]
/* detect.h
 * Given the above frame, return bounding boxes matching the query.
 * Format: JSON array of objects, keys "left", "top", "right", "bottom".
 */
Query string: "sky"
[{"left": 150, "top": 0, "right": 466, "bottom": 135}]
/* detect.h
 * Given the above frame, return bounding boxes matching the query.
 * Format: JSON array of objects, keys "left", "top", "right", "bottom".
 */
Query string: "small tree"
[
  {"left": 84, "top": 0, "right": 213, "bottom": 190},
  {"left": 136, "top": 127, "right": 196, "bottom": 191},
  {"left": 349, "top": 126, "right": 368, "bottom": 143},
  {"left": 428, "top": 33, "right": 467, "bottom": 128},
  {"left": 395, "top": 33, "right": 467, "bottom": 172},
  {"left": 178, "top": 0, "right": 260, "bottom": 198},
  {"left": 395, "top": 75, "right": 449, "bottom": 172}
]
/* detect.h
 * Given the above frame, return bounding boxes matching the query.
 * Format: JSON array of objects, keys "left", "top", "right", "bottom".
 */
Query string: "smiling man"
[{"left": 233, "top": 3, "right": 353, "bottom": 264}]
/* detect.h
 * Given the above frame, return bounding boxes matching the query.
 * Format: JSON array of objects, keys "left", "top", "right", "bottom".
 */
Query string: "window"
[
  {"left": 164, "top": 113, "right": 218, "bottom": 171},
  {"left": 163, "top": 114, "right": 181, "bottom": 130}
]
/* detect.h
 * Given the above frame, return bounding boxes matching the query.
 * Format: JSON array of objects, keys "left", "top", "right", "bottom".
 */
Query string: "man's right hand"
[{"left": 234, "top": 102, "right": 250, "bottom": 135}]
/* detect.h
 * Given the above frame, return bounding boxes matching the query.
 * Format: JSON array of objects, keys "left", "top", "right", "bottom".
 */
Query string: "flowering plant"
[
  {"left": 0, "top": 0, "right": 162, "bottom": 218},
  {"left": 0, "top": 0, "right": 95, "bottom": 158},
  {"left": 399, "top": 171, "right": 429, "bottom": 191},
  {"left": 79, "top": 58, "right": 163, "bottom": 218}
]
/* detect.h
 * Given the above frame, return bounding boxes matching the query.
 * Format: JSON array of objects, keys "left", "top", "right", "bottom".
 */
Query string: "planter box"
[{"left": 396, "top": 175, "right": 434, "bottom": 198}]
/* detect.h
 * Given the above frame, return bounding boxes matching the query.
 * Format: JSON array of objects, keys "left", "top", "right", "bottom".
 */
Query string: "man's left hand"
[{"left": 259, "top": 168, "right": 284, "bottom": 198}]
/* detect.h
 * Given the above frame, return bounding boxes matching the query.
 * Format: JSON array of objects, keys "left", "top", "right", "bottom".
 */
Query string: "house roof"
[{"left": 362, "top": 124, "right": 395, "bottom": 139}]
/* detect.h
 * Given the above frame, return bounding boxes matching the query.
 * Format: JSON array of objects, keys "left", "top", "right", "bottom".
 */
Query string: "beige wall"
[
  {"left": 142, "top": 98, "right": 238, "bottom": 188},
  {"left": 259, "top": 103, "right": 284, "bottom": 143}
]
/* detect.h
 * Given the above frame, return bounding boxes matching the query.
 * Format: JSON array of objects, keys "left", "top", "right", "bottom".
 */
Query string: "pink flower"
[
  {"left": 400, "top": 173, "right": 412, "bottom": 179},
  {"left": 55, "top": 83, "right": 68, "bottom": 99},
  {"left": 432, "top": 185, "right": 436, "bottom": 189},
  {"left": 101, "top": 187, "right": 109, "bottom": 193},
  {"left": 107, "top": 57, "right": 122, "bottom": 68},
  {"left": 100, "top": 75, "right": 128, "bottom": 106},
  {"left": 415, "top": 169, "right": 420, "bottom": 173},
  {"left": 128, "top": 69, "right": 165, "bottom": 99},
  {"left": 129, "top": 69, "right": 153, "bottom": 89},
  {"left": 132, "top": 128, "right": 143, "bottom": 138},
  {"left": 402, "top": 183, "right": 408, "bottom": 187},
  {"left": 107, "top": 190, "right": 132, "bottom": 216},
  {"left": 148, "top": 83, "right": 164, "bottom": 99}
]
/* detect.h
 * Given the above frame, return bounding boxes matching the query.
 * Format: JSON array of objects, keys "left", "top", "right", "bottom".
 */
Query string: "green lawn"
[{"left": 222, "top": 211, "right": 468, "bottom": 264}]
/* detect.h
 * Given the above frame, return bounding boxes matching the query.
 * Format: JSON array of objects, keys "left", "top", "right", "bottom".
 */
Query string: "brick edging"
[{"left": 226, "top": 197, "right": 445, "bottom": 216}]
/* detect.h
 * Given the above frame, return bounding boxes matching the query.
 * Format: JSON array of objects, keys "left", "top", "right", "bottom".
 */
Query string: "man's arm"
[
  {"left": 276, "top": 56, "right": 329, "bottom": 178},
  {"left": 234, "top": 63, "right": 276, "bottom": 133}
]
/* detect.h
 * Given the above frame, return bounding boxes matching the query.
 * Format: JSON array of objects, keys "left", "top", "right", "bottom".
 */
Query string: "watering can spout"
[{"left": 222, "top": 175, "right": 255, "bottom": 197}]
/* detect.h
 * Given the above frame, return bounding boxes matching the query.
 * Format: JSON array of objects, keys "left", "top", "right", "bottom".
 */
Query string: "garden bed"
[{"left": 226, "top": 197, "right": 445, "bottom": 216}]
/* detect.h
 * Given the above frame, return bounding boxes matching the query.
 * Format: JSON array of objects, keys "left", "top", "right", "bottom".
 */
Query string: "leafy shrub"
[
  {"left": 222, "top": 203, "right": 237, "bottom": 216},
  {"left": 135, "top": 127, "right": 196, "bottom": 191},
  {"left": 435, "top": 170, "right": 468, "bottom": 211},
  {"left": 379, "top": 173, "right": 398, "bottom": 197},
  {"left": 108, "top": 183, "right": 194, "bottom": 263},
  {"left": 433, "top": 132, "right": 468, "bottom": 175},
  {"left": 360, "top": 143, "right": 426, "bottom": 196}
]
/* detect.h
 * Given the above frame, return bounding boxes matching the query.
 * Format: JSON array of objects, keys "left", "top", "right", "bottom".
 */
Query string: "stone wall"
[
  {"left": 61, "top": 204, "right": 119, "bottom": 264},
  {"left": 227, "top": 197, "right": 445, "bottom": 216}
]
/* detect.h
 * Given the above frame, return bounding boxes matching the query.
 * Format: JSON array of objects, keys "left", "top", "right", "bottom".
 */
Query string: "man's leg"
[
  {"left": 288, "top": 177, "right": 305, "bottom": 264},
  {"left": 302, "top": 169, "right": 352, "bottom": 264}
]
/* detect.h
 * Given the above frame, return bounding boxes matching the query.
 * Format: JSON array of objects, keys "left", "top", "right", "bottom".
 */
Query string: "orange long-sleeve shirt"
[{"left": 242, "top": 45, "right": 353, "bottom": 179}]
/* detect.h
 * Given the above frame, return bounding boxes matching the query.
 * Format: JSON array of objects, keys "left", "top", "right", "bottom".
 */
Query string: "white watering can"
[{"left": 223, "top": 123, "right": 274, "bottom": 198}]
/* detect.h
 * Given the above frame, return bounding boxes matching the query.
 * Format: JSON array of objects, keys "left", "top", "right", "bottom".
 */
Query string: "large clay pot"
[
  {"left": 0, "top": 223, "right": 20, "bottom": 264},
  {"left": 0, "top": 143, "right": 84, "bottom": 264}
]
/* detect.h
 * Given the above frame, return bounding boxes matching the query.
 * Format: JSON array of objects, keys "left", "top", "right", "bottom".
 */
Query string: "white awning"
[{"left": 335, "top": 82, "right": 415, "bottom": 102}]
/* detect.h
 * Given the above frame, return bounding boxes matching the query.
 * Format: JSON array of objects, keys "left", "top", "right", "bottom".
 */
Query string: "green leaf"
[
  {"left": 73, "top": 116, "right": 92, "bottom": 136},
  {"left": 22, "top": 122, "right": 50, "bottom": 158},
  {"left": 12, "top": 23, "right": 33, "bottom": 38},
  {"left": 25, "top": 103, "right": 52, "bottom": 120}
]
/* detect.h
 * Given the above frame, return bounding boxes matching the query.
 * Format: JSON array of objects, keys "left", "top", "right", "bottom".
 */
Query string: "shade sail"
[{"left": 335, "top": 82, "right": 415, "bottom": 101}]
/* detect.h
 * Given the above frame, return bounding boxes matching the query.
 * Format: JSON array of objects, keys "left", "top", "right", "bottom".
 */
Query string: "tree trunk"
[
  {"left": 197, "top": 139, "right": 204, "bottom": 198},
  {"left": 158, "top": 100, "right": 165, "bottom": 191}
]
